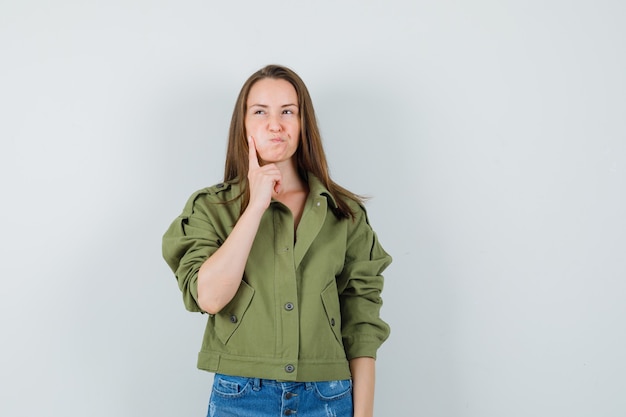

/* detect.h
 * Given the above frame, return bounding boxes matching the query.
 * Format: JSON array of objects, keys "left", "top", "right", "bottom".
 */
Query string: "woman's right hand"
[
  {"left": 197, "top": 136, "right": 278, "bottom": 314},
  {"left": 247, "top": 135, "right": 282, "bottom": 212}
]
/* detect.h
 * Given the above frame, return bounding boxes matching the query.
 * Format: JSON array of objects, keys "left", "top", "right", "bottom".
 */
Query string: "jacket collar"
[{"left": 305, "top": 173, "right": 339, "bottom": 210}]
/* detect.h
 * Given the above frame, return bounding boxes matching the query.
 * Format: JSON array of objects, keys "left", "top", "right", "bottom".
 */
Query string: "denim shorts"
[{"left": 208, "top": 373, "right": 353, "bottom": 417}]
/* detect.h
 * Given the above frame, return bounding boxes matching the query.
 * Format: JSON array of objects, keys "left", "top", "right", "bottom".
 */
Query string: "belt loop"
[
  {"left": 304, "top": 381, "right": 313, "bottom": 390},
  {"left": 252, "top": 378, "right": 262, "bottom": 391}
]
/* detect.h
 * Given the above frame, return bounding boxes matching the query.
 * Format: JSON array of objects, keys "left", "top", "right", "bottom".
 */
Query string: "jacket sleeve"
[
  {"left": 337, "top": 203, "right": 392, "bottom": 360},
  {"left": 162, "top": 190, "right": 220, "bottom": 313}
]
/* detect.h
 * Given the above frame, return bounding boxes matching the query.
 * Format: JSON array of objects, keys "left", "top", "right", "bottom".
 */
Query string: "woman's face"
[{"left": 245, "top": 78, "right": 300, "bottom": 165}]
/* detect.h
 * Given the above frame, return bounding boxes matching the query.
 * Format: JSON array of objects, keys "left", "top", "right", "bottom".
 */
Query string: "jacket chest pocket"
[
  {"left": 214, "top": 281, "right": 255, "bottom": 345},
  {"left": 320, "top": 282, "right": 343, "bottom": 345}
]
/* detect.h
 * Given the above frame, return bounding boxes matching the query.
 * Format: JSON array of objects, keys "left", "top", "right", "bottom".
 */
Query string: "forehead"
[{"left": 247, "top": 78, "right": 298, "bottom": 105}]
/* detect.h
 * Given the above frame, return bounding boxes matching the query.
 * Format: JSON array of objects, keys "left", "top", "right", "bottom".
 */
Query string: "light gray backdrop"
[{"left": 1, "top": 1, "right": 624, "bottom": 416}]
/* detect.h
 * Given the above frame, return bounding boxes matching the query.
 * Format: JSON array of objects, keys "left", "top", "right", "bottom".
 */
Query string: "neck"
[{"left": 274, "top": 159, "right": 306, "bottom": 194}]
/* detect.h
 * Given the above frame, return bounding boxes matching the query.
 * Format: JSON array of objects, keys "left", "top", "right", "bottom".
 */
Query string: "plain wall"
[{"left": 1, "top": 1, "right": 625, "bottom": 416}]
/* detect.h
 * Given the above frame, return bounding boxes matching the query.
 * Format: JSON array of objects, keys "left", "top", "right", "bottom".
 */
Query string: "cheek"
[
  {"left": 244, "top": 121, "right": 253, "bottom": 135},
  {"left": 288, "top": 122, "right": 301, "bottom": 138},
  {"left": 244, "top": 117, "right": 262, "bottom": 133}
]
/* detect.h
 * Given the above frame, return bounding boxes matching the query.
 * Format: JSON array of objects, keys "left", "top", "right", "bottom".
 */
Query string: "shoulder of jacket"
[
  {"left": 205, "top": 181, "right": 234, "bottom": 194},
  {"left": 181, "top": 181, "right": 237, "bottom": 215},
  {"left": 340, "top": 196, "right": 367, "bottom": 216},
  {"left": 193, "top": 181, "right": 235, "bottom": 198},
  {"left": 342, "top": 198, "right": 374, "bottom": 232}
]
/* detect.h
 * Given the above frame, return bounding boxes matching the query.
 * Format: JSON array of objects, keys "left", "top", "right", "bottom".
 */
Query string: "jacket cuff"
[
  {"left": 180, "top": 272, "right": 203, "bottom": 313},
  {"left": 343, "top": 335, "right": 385, "bottom": 360}
]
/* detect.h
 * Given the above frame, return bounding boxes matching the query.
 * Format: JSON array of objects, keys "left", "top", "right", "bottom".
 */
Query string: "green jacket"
[{"left": 162, "top": 174, "right": 391, "bottom": 382}]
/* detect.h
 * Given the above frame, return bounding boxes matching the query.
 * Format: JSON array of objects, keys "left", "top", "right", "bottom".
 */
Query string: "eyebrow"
[{"left": 248, "top": 103, "right": 299, "bottom": 108}]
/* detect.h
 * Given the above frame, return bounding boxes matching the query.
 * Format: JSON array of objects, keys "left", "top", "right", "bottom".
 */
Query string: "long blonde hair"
[{"left": 224, "top": 64, "right": 363, "bottom": 219}]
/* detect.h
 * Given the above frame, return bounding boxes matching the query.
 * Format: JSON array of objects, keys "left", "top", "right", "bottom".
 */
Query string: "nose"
[{"left": 268, "top": 114, "right": 282, "bottom": 132}]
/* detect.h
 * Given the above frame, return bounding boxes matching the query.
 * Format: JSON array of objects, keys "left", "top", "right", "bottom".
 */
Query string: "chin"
[{"left": 260, "top": 153, "right": 294, "bottom": 164}]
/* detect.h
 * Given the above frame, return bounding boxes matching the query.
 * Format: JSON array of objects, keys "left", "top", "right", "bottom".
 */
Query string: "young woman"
[{"left": 162, "top": 64, "right": 391, "bottom": 417}]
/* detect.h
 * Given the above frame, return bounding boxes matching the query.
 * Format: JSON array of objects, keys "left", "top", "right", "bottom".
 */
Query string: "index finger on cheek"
[{"left": 248, "top": 136, "right": 260, "bottom": 168}]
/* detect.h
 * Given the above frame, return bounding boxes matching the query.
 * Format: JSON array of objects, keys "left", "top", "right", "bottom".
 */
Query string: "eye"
[{"left": 253, "top": 109, "right": 265, "bottom": 115}]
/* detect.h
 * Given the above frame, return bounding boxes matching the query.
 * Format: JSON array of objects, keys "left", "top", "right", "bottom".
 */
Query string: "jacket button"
[
  {"left": 216, "top": 183, "right": 224, "bottom": 189},
  {"left": 330, "top": 318, "right": 335, "bottom": 326},
  {"left": 284, "top": 302, "right": 294, "bottom": 311},
  {"left": 229, "top": 315, "right": 237, "bottom": 323},
  {"left": 284, "top": 364, "right": 295, "bottom": 373}
]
